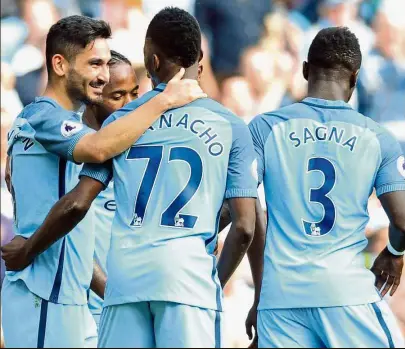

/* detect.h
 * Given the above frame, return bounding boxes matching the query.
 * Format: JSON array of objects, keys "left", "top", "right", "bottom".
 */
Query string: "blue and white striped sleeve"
[{"left": 79, "top": 161, "right": 113, "bottom": 188}]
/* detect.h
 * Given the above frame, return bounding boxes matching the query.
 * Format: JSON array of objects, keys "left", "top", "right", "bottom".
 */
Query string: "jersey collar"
[
  {"left": 153, "top": 83, "right": 167, "bottom": 93},
  {"left": 301, "top": 97, "right": 353, "bottom": 110}
]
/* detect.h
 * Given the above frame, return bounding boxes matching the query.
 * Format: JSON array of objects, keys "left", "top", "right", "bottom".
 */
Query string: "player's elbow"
[
  {"left": 74, "top": 136, "right": 109, "bottom": 164},
  {"left": 68, "top": 198, "right": 92, "bottom": 219},
  {"left": 86, "top": 146, "right": 108, "bottom": 164},
  {"left": 234, "top": 217, "right": 256, "bottom": 246}
]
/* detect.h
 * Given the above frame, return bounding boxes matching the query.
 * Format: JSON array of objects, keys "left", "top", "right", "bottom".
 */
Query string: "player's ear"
[
  {"left": 52, "top": 54, "right": 68, "bottom": 77},
  {"left": 350, "top": 69, "right": 359, "bottom": 89},
  {"left": 198, "top": 63, "right": 204, "bottom": 81},
  {"left": 153, "top": 54, "right": 160, "bottom": 72},
  {"left": 303, "top": 61, "right": 309, "bottom": 81}
]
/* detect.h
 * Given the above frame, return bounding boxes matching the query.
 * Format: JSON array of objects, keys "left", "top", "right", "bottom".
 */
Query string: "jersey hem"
[
  {"left": 103, "top": 295, "right": 223, "bottom": 312},
  {"left": 257, "top": 294, "right": 382, "bottom": 310}
]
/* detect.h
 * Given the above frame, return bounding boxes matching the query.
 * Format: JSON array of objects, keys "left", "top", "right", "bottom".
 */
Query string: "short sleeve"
[
  {"left": 30, "top": 107, "right": 95, "bottom": 162},
  {"left": 78, "top": 112, "right": 120, "bottom": 187},
  {"left": 101, "top": 112, "right": 119, "bottom": 128},
  {"left": 225, "top": 120, "right": 258, "bottom": 199},
  {"left": 79, "top": 161, "right": 113, "bottom": 188},
  {"left": 248, "top": 115, "right": 272, "bottom": 185},
  {"left": 374, "top": 130, "right": 405, "bottom": 197}
]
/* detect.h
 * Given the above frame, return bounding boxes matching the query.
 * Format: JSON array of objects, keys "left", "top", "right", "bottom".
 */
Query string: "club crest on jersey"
[
  {"left": 310, "top": 223, "right": 321, "bottom": 236},
  {"left": 398, "top": 156, "right": 405, "bottom": 178},
  {"left": 175, "top": 214, "right": 185, "bottom": 227},
  {"left": 131, "top": 213, "right": 143, "bottom": 227},
  {"left": 61, "top": 120, "right": 83, "bottom": 138}
]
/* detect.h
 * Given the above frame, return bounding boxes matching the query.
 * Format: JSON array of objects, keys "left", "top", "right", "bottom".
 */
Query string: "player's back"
[
  {"left": 102, "top": 83, "right": 256, "bottom": 311},
  {"left": 249, "top": 97, "right": 405, "bottom": 310}
]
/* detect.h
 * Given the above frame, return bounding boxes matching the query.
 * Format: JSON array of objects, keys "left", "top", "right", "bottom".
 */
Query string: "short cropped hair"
[
  {"left": 46, "top": 15, "right": 112, "bottom": 74},
  {"left": 308, "top": 27, "right": 362, "bottom": 72},
  {"left": 146, "top": 7, "right": 201, "bottom": 68},
  {"left": 109, "top": 50, "right": 132, "bottom": 67}
]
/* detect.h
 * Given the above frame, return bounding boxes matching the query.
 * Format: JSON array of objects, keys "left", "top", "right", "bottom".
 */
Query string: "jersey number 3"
[
  {"left": 302, "top": 157, "right": 336, "bottom": 237},
  {"left": 127, "top": 145, "right": 202, "bottom": 229}
]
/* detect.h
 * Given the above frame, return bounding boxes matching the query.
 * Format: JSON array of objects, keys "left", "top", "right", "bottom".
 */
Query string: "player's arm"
[
  {"left": 218, "top": 199, "right": 266, "bottom": 302},
  {"left": 370, "top": 131, "right": 405, "bottom": 297},
  {"left": 90, "top": 260, "right": 107, "bottom": 300},
  {"left": 1, "top": 163, "right": 111, "bottom": 271},
  {"left": 217, "top": 197, "right": 256, "bottom": 288},
  {"left": 73, "top": 69, "right": 206, "bottom": 163},
  {"left": 246, "top": 199, "right": 266, "bottom": 322},
  {"left": 218, "top": 201, "right": 231, "bottom": 232},
  {"left": 217, "top": 119, "right": 259, "bottom": 288},
  {"left": 5, "top": 155, "right": 11, "bottom": 193},
  {"left": 371, "top": 191, "right": 405, "bottom": 297},
  {"left": 245, "top": 114, "right": 270, "bottom": 342}
]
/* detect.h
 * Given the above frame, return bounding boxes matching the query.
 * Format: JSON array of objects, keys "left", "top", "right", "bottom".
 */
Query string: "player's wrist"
[
  {"left": 387, "top": 241, "right": 405, "bottom": 257},
  {"left": 24, "top": 238, "right": 36, "bottom": 263},
  {"left": 155, "top": 92, "right": 173, "bottom": 111}
]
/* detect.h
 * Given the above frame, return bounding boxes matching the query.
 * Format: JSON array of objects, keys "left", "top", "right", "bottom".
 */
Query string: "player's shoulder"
[
  {"left": 365, "top": 116, "right": 401, "bottom": 152},
  {"left": 350, "top": 110, "right": 395, "bottom": 140},
  {"left": 249, "top": 102, "right": 300, "bottom": 132},
  {"left": 188, "top": 97, "right": 244, "bottom": 124},
  {"left": 20, "top": 96, "right": 79, "bottom": 123}
]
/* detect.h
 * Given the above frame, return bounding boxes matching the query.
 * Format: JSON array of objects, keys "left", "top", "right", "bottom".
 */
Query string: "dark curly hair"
[
  {"left": 146, "top": 7, "right": 201, "bottom": 68},
  {"left": 109, "top": 50, "right": 132, "bottom": 67},
  {"left": 308, "top": 27, "right": 362, "bottom": 73}
]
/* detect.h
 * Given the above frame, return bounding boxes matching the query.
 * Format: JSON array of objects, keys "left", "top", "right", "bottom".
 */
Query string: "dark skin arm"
[
  {"left": 245, "top": 200, "right": 266, "bottom": 341},
  {"left": 218, "top": 201, "right": 232, "bottom": 232},
  {"left": 5, "top": 156, "right": 11, "bottom": 193},
  {"left": 371, "top": 191, "right": 405, "bottom": 297},
  {"left": 1, "top": 176, "right": 104, "bottom": 271},
  {"left": 217, "top": 197, "right": 256, "bottom": 288},
  {"left": 91, "top": 260, "right": 107, "bottom": 300}
]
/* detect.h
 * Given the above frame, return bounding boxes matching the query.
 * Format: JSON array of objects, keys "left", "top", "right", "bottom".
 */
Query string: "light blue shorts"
[
  {"left": 98, "top": 301, "right": 222, "bottom": 348},
  {"left": 258, "top": 300, "right": 404, "bottom": 348},
  {"left": 1, "top": 278, "right": 97, "bottom": 348}
]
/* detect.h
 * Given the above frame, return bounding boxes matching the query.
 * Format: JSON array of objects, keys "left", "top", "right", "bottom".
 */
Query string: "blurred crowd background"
[{"left": 1, "top": 0, "right": 404, "bottom": 347}]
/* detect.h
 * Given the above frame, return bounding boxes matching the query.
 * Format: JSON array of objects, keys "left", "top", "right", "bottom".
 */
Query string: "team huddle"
[{"left": 1, "top": 7, "right": 405, "bottom": 349}]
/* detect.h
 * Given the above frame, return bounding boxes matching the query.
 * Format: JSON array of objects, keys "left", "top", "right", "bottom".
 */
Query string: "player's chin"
[{"left": 87, "top": 92, "right": 104, "bottom": 104}]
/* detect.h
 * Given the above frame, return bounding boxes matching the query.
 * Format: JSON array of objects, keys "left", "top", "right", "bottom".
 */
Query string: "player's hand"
[
  {"left": 371, "top": 247, "right": 404, "bottom": 297},
  {"left": 1, "top": 235, "right": 32, "bottom": 271},
  {"left": 162, "top": 68, "right": 207, "bottom": 109},
  {"left": 246, "top": 303, "right": 258, "bottom": 342},
  {"left": 248, "top": 335, "right": 258, "bottom": 348}
]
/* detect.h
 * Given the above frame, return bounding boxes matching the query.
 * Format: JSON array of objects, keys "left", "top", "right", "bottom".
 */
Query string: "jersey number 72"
[{"left": 126, "top": 145, "right": 202, "bottom": 229}]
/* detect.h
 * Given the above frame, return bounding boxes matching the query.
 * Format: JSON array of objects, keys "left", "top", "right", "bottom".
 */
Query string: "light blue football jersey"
[
  {"left": 249, "top": 97, "right": 405, "bottom": 310},
  {"left": 81, "top": 83, "right": 258, "bottom": 311},
  {"left": 88, "top": 180, "right": 115, "bottom": 316},
  {"left": 6, "top": 97, "right": 96, "bottom": 305}
]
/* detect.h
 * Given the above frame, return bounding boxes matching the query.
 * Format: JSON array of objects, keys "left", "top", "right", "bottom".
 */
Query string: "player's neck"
[
  {"left": 43, "top": 81, "right": 82, "bottom": 111},
  {"left": 82, "top": 107, "right": 101, "bottom": 131},
  {"left": 153, "top": 66, "right": 198, "bottom": 87},
  {"left": 307, "top": 80, "right": 350, "bottom": 102}
]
